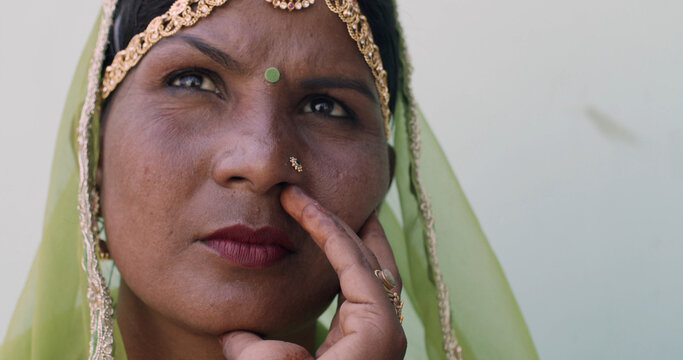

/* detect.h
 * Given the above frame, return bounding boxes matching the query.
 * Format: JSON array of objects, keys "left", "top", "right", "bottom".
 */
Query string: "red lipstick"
[{"left": 201, "top": 225, "right": 295, "bottom": 268}]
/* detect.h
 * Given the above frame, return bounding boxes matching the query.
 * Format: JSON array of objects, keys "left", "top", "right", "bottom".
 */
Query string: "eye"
[
  {"left": 302, "top": 96, "right": 349, "bottom": 118},
  {"left": 169, "top": 71, "right": 218, "bottom": 93}
]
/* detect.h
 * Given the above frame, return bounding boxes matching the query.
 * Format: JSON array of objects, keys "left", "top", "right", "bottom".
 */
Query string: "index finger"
[{"left": 280, "top": 186, "right": 388, "bottom": 305}]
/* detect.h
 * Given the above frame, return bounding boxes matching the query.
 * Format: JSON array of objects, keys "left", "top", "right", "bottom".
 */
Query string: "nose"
[{"left": 210, "top": 117, "right": 300, "bottom": 195}]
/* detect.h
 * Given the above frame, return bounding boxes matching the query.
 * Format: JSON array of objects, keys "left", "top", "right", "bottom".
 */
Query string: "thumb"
[
  {"left": 220, "top": 331, "right": 313, "bottom": 360},
  {"left": 220, "top": 332, "right": 263, "bottom": 359}
]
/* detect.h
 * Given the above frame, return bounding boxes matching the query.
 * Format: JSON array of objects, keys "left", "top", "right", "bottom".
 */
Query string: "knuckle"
[
  {"left": 301, "top": 203, "right": 322, "bottom": 222},
  {"left": 334, "top": 257, "right": 366, "bottom": 277}
]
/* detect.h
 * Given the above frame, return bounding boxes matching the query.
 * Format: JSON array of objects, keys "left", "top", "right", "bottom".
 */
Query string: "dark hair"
[{"left": 103, "top": 0, "right": 402, "bottom": 113}]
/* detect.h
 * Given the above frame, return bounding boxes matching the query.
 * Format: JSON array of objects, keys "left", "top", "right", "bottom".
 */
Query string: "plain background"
[{"left": 1, "top": 1, "right": 681, "bottom": 358}]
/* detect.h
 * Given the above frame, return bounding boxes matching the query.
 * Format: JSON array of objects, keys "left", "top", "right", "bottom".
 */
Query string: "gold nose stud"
[{"left": 289, "top": 156, "right": 303, "bottom": 173}]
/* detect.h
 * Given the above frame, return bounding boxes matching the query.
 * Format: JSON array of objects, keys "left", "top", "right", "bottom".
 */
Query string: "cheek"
[
  {"left": 311, "top": 142, "right": 390, "bottom": 230},
  {"left": 99, "top": 106, "right": 205, "bottom": 272},
  {"left": 102, "top": 100, "right": 208, "bottom": 207}
]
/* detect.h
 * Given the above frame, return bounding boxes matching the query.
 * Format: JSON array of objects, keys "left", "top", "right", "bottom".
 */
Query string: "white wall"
[
  {"left": 1, "top": 1, "right": 681, "bottom": 358},
  {"left": 399, "top": 1, "right": 683, "bottom": 358}
]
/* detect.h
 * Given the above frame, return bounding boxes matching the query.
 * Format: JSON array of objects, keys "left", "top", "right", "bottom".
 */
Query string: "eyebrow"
[
  {"left": 299, "top": 77, "right": 378, "bottom": 105},
  {"left": 176, "top": 34, "right": 244, "bottom": 73},
  {"left": 171, "top": 35, "right": 377, "bottom": 103}
]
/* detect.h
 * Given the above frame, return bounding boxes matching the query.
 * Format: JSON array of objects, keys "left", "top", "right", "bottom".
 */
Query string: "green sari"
[{"left": 0, "top": 3, "right": 537, "bottom": 359}]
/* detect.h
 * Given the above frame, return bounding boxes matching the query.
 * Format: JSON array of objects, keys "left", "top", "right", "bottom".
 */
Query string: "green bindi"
[{"left": 264, "top": 67, "right": 281, "bottom": 83}]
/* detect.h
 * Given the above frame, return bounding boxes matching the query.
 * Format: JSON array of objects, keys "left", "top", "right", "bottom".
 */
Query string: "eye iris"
[
  {"left": 312, "top": 98, "right": 332, "bottom": 114},
  {"left": 177, "top": 74, "right": 202, "bottom": 88}
]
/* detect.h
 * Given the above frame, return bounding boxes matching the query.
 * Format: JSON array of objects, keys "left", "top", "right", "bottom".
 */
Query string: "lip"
[{"left": 200, "top": 224, "right": 296, "bottom": 268}]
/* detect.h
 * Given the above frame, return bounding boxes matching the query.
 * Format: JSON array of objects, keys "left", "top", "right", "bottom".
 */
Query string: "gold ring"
[{"left": 374, "top": 269, "right": 403, "bottom": 323}]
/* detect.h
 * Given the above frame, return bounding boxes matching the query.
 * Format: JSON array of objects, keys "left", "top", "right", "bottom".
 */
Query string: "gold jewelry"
[
  {"left": 400, "top": 39, "right": 463, "bottom": 360},
  {"left": 101, "top": 0, "right": 228, "bottom": 99},
  {"left": 325, "top": 0, "right": 391, "bottom": 139},
  {"left": 289, "top": 156, "right": 303, "bottom": 173},
  {"left": 100, "top": 0, "right": 390, "bottom": 139},
  {"left": 266, "top": 0, "right": 315, "bottom": 11},
  {"left": 80, "top": 1, "right": 118, "bottom": 358},
  {"left": 97, "top": 217, "right": 111, "bottom": 260},
  {"left": 92, "top": 189, "right": 111, "bottom": 260},
  {"left": 374, "top": 269, "right": 404, "bottom": 323}
]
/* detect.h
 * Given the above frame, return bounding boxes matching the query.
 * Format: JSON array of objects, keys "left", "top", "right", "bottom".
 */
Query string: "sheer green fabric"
[
  {"left": 1, "top": 6, "right": 537, "bottom": 360},
  {"left": 388, "top": 99, "right": 538, "bottom": 358},
  {"left": 0, "top": 19, "right": 97, "bottom": 360}
]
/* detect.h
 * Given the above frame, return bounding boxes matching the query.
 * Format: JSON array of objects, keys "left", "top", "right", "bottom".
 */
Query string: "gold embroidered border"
[
  {"left": 101, "top": 0, "right": 228, "bottom": 99},
  {"left": 324, "top": 0, "right": 391, "bottom": 139},
  {"left": 400, "top": 41, "right": 464, "bottom": 360},
  {"left": 79, "top": 1, "right": 118, "bottom": 359}
]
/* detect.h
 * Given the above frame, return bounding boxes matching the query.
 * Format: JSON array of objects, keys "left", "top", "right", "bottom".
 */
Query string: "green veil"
[{"left": 0, "top": 2, "right": 537, "bottom": 359}]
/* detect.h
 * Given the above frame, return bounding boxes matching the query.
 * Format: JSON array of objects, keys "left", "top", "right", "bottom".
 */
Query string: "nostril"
[{"left": 229, "top": 176, "right": 247, "bottom": 182}]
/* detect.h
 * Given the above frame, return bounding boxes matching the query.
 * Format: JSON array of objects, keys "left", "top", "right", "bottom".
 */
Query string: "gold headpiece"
[
  {"left": 324, "top": 0, "right": 391, "bottom": 138},
  {"left": 266, "top": 0, "right": 315, "bottom": 11},
  {"left": 100, "top": 0, "right": 391, "bottom": 138},
  {"left": 101, "top": 0, "right": 228, "bottom": 99}
]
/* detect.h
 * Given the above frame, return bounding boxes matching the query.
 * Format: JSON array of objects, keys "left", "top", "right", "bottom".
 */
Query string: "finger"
[
  {"left": 286, "top": 189, "right": 382, "bottom": 272},
  {"left": 220, "top": 331, "right": 312, "bottom": 360},
  {"left": 220, "top": 332, "right": 262, "bottom": 360},
  {"left": 315, "top": 294, "right": 345, "bottom": 357},
  {"left": 281, "top": 187, "right": 406, "bottom": 360},
  {"left": 333, "top": 213, "right": 381, "bottom": 271},
  {"left": 358, "top": 212, "right": 402, "bottom": 292},
  {"left": 280, "top": 186, "right": 380, "bottom": 271},
  {"left": 319, "top": 330, "right": 407, "bottom": 360},
  {"left": 280, "top": 186, "right": 386, "bottom": 305}
]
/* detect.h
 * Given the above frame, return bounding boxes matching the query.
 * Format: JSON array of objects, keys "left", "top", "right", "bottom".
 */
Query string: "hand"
[{"left": 220, "top": 185, "right": 406, "bottom": 360}]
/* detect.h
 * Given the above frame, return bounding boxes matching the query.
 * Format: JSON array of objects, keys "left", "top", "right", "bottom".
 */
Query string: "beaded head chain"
[{"left": 100, "top": 0, "right": 391, "bottom": 138}]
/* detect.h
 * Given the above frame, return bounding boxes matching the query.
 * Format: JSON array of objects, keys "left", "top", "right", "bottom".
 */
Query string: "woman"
[{"left": 1, "top": 0, "right": 537, "bottom": 359}]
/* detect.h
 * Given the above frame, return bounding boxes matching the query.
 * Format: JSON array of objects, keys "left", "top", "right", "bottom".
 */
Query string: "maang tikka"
[{"left": 266, "top": 0, "right": 315, "bottom": 11}]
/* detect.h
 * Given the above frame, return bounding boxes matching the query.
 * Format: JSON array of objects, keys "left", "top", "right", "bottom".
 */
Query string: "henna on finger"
[
  {"left": 312, "top": 200, "right": 381, "bottom": 272},
  {"left": 281, "top": 186, "right": 406, "bottom": 359}
]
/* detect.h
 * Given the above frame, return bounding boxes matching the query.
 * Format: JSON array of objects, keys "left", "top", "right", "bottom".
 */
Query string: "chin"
[{"left": 135, "top": 274, "right": 339, "bottom": 340}]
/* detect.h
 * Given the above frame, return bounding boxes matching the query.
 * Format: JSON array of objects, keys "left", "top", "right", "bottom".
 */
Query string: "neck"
[{"left": 116, "top": 281, "right": 318, "bottom": 360}]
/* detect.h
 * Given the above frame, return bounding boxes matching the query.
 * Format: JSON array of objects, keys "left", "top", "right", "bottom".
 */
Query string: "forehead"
[{"left": 165, "top": 0, "right": 371, "bottom": 78}]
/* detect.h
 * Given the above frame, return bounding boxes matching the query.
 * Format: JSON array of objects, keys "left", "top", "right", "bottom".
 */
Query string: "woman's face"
[{"left": 100, "top": 0, "right": 391, "bottom": 340}]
